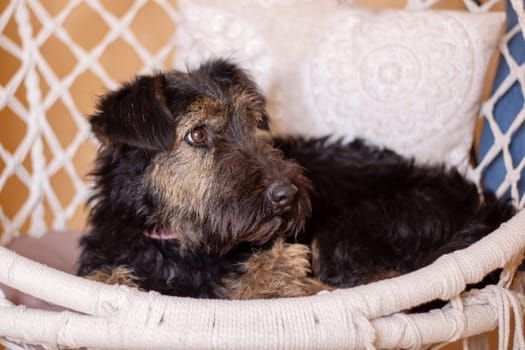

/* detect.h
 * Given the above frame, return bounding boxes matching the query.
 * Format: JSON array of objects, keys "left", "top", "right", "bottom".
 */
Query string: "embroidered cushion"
[{"left": 174, "top": 0, "right": 504, "bottom": 171}]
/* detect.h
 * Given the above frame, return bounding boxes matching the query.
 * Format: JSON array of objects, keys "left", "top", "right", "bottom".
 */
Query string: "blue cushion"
[{"left": 478, "top": 0, "right": 525, "bottom": 201}]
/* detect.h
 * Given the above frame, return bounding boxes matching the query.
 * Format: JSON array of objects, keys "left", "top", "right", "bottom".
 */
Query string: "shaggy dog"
[{"left": 78, "top": 59, "right": 515, "bottom": 303}]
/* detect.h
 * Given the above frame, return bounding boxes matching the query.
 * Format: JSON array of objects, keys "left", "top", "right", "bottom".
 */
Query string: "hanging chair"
[{"left": 1, "top": 0, "right": 525, "bottom": 349}]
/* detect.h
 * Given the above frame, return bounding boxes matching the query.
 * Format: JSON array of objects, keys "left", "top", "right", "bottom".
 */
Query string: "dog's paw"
[
  {"left": 84, "top": 266, "right": 140, "bottom": 288},
  {"left": 231, "top": 238, "right": 333, "bottom": 299}
]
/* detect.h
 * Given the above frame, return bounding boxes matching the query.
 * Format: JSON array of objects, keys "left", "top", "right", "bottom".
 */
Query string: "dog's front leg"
[
  {"left": 230, "top": 238, "right": 333, "bottom": 299},
  {"left": 83, "top": 266, "right": 140, "bottom": 288}
]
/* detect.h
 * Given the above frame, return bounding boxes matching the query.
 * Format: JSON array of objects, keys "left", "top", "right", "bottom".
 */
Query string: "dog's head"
[{"left": 90, "top": 59, "right": 311, "bottom": 254}]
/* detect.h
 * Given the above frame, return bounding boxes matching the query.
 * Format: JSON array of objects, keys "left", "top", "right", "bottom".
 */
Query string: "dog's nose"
[{"left": 266, "top": 183, "right": 298, "bottom": 213}]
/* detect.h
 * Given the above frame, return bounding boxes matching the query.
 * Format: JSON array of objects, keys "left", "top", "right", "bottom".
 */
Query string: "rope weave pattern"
[
  {"left": 1, "top": 0, "right": 525, "bottom": 349},
  {"left": 0, "top": 0, "right": 179, "bottom": 243},
  {"left": 0, "top": 210, "right": 524, "bottom": 349},
  {"left": 473, "top": 0, "right": 525, "bottom": 207}
]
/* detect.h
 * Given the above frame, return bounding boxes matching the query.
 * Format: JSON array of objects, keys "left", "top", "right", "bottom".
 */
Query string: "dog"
[{"left": 78, "top": 59, "right": 515, "bottom": 303}]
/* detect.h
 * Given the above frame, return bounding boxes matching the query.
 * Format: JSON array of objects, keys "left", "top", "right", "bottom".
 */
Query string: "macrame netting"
[
  {"left": 0, "top": 0, "right": 179, "bottom": 244},
  {"left": 1, "top": 0, "right": 525, "bottom": 349}
]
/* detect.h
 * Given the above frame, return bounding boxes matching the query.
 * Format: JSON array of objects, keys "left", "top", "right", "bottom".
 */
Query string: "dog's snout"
[{"left": 266, "top": 183, "right": 298, "bottom": 213}]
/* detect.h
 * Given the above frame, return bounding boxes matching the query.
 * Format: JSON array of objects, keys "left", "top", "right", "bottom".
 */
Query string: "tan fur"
[
  {"left": 145, "top": 97, "right": 227, "bottom": 249},
  {"left": 233, "top": 90, "right": 267, "bottom": 125},
  {"left": 144, "top": 94, "right": 297, "bottom": 253},
  {"left": 147, "top": 149, "right": 216, "bottom": 249},
  {"left": 85, "top": 266, "right": 139, "bottom": 288},
  {"left": 231, "top": 238, "right": 333, "bottom": 299},
  {"left": 311, "top": 237, "right": 321, "bottom": 276}
]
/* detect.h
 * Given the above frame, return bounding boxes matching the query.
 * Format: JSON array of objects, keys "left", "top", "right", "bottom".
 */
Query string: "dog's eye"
[
  {"left": 186, "top": 127, "right": 209, "bottom": 146},
  {"left": 257, "top": 115, "right": 270, "bottom": 131}
]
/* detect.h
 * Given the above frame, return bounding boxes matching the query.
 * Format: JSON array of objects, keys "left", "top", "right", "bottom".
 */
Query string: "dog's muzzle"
[{"left": 265, "top": 182, "right": 298, "bottom": 215}]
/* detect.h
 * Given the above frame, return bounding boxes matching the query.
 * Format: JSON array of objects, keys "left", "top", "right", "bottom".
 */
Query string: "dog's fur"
[{"left": 78, "top": 59, "right": 515, "bottom": 302}]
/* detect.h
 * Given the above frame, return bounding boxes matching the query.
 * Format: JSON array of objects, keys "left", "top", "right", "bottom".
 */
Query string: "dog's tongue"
[{"left": 144, "top": 228, "right": 177, "bottom": 240}]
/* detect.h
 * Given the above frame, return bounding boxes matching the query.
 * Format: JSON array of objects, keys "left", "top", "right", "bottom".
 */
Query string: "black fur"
[
  {"left": 79, "top": 145, "right": 256, "bottom": 298},
  {"left": 78, "top": 59, "right": 515, "bottom": 303},
  {"left": 275, "top": 137, "right": 515, "bottom": 288}
]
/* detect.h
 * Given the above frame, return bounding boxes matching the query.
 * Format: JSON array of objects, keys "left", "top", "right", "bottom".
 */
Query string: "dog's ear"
[
  {"left": 90, "top": 73, "right": 175, "bottom": 151},
  {"left": 198, "top": 59, "right": 258, "bottom": 91}
]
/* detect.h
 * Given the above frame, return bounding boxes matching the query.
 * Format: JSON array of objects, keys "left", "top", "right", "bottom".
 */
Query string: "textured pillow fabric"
[
  {"left": 478, "top": 0, "right": 525, "bottom": 200},
  {"left": 174, "top": 1, "right": 504, "bottom": 171}
]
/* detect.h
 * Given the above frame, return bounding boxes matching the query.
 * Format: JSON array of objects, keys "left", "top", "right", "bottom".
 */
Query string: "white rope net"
[
  {"left": 1, "top": 0, "right": 525, "bottom": 349},
  {"left": 0, "top": 0, "right": 179, "bottom": 243}
]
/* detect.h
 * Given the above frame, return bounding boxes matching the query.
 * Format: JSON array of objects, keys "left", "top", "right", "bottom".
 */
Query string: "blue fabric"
[{"left": 478, "top": 0, "right": 525, "bottom": 201}]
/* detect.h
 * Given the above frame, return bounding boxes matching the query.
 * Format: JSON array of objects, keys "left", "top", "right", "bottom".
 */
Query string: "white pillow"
[{"left": 174, "top": 0, "right": 504, "bottom": 171}]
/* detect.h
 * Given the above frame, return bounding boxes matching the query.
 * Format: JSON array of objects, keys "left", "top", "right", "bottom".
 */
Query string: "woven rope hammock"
[{"left": 1, "top": 0, "right": 525, "bottom": 349}]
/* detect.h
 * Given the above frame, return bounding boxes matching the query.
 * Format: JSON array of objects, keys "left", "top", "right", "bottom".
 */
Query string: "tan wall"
[{"left": 0, "top": 1, "right": 176, "bottom": 234}]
